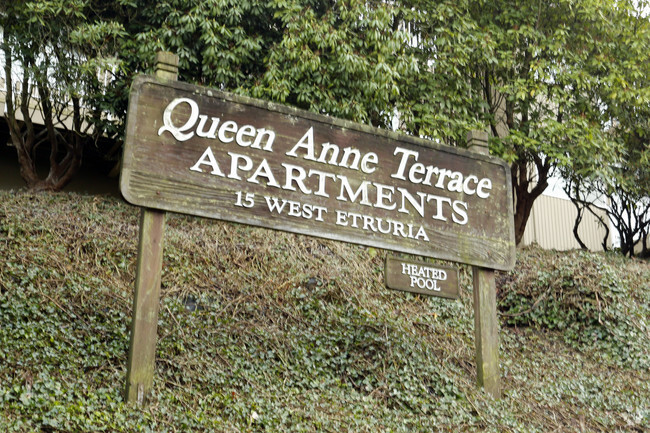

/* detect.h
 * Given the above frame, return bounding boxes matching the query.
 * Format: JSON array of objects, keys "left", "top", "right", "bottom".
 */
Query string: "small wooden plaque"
[{"left": 385, "top": 255, "right": 459, "bottom": 299}]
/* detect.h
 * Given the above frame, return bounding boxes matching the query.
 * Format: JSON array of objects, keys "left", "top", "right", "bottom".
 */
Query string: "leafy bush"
[{"left": 498, "top": 247, "right": 650, "bottom": 369}]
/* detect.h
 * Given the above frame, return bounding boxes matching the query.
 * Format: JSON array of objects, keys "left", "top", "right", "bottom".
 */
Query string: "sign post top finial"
[
  {"left": 467, "top": 130, "right": 489, "bottom": 156},
  {"left": 154, "top": 52, "right": 179, "bottom": 81}
]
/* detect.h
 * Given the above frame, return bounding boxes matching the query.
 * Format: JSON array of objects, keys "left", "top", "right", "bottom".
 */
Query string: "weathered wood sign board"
[
  {"left": 121, "top": 76, "right": 515, "bottom": 271},
  {"left": 385, "top": 255, "right": 459, "bottom": 299}
]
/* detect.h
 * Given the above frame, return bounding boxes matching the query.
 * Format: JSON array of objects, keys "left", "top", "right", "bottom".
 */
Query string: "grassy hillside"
[{"left": 0, "top": 190, "right": 648, "bottom": 432}]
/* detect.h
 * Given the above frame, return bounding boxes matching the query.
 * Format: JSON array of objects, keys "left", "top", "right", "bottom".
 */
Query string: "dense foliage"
[
  {"left": 0, "top": 0, "right": 125, "bottom": 190},
  {"left": 1, "top": 0, "right": 649, "bottom": 243},
  {"left": 560, "top": 2, "right": 650, "bottom": 256},
  {"left": 111, "top": 0, "right": 418, "bottom": 128},
  {"left": 1, "top": 191, "right": 649, "bottom": 431},
  {"left": 400, "top": 0, "right": 650, "bottom": 245}
]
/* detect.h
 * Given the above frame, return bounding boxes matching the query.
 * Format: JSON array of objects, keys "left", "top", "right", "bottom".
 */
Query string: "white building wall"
[{"left": 522, "top": 193, "right": 611, "bottom": 251}]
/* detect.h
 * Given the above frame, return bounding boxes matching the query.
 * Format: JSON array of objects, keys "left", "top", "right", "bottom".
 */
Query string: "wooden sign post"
[
  {"left": 124, "top": 53, "right": 178, "bottom": 405},
  {"left": 121, "top": 53, "right": 514, "bottom": 403},
  {"left": 467, "top": 130, "right": 501, "bottom": 398}
]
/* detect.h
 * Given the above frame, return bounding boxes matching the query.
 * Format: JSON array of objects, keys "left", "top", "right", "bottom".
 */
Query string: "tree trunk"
[
  {"left": 571, "top": 201, "right": 589, "bottom": 250},
  {"left": 511, "top": 155, "right": 550, "bottom": 245},
  {"left": 566, "top": 179, "right": 589, "bottom": 250},
  {"left": 3, "top": 73, "right": 84, "bottom": 191}
]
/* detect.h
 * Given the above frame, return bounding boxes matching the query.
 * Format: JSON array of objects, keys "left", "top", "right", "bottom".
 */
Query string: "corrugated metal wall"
[{"left": 522, "top": 194, "right": 610, "bottom": 251}]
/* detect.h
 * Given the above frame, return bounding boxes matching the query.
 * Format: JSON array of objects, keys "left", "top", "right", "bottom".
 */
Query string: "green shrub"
[{"left": 498, "top": 247, "right": 650, "bottom": 369}]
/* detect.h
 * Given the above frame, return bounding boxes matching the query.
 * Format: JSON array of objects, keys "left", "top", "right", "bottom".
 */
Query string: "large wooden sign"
[{"left": 121, "top": 76, "right": 515, "bottom": 271}]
